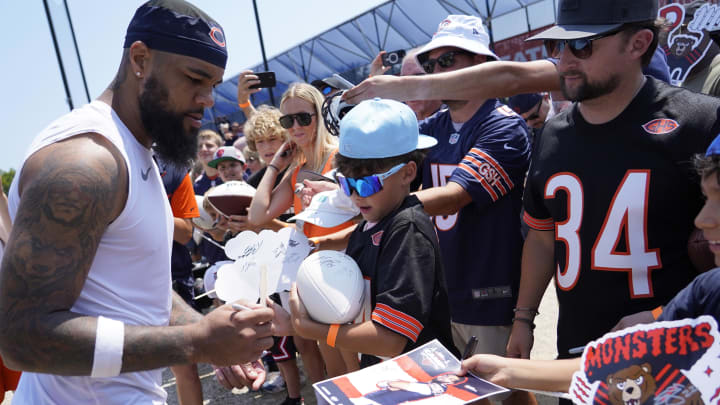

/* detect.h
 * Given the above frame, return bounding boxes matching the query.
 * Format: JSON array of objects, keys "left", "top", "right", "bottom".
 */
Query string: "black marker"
[{"left": 463, "top": 336, "right": 479, "bottom": 360}]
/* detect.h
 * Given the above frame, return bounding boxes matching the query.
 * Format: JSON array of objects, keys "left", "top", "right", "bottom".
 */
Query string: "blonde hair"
[
  {"left": 198, "top": 129, "right": 223, "bottom": 148},
  {"left": 243, "top": 105, "right": 288, "bottom": 152},
  {"left": 280, "top": 83, "right": 337, "bottom": 172}
]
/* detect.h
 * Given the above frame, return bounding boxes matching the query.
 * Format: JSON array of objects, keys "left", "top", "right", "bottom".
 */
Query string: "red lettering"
[
  {"left": 632, "top": 331, "right": 648, "bottom": 359},
  {"left": 585, "top": 346, "right": 603, "bottom": 373},
  {"left": 695, "top": 323, "right": 715, "bottom": 349},
  {"left": 665, "top": 327, "right": 678, "bottom": 354},
  {"left": 677, "top": 325, "right": 698, "bottom": 355},
  {"left": 601, "top": 341, "right": 614, "bottom": 365},
  {"left": 614, "top": 335, "right": 632, "bottom": 363},
  {"left": 647, "top": 328, "right": 665, "bottom": 357}
]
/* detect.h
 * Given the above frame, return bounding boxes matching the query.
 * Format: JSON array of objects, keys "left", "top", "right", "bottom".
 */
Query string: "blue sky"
[{"left": 0, "top": 0, "right": 386, "bottom": 172}]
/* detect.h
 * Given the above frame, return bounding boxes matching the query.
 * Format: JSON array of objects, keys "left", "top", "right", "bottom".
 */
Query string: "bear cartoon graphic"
[{"left": 606, "top": 364, "right": 656, "bottom": 405}]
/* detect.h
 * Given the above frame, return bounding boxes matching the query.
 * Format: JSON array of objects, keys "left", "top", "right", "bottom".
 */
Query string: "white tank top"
[{"left": 8, "top": 100, "right": 173, "bottom": 404}]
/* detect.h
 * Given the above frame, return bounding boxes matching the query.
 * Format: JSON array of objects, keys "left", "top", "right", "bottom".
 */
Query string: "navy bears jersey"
[
  {"left": 419, "top": 99, "right": 530, "bottom": 325},
  {"left": 346, "top": 196, "right": 457, "bottom": 367},
  {"left": 524, "top": 77, "right": 720, "bottom": 356}
]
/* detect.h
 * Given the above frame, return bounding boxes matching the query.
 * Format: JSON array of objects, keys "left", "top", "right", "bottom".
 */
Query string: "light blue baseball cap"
[
  {"left": 338, "top": 98, "right": 438, "bottom": 159},
  {"left": 707, "top": 134, "right": 720, "bottom": 157}
]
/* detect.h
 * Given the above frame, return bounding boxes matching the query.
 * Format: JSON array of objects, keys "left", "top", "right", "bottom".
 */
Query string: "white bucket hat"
[{"left": 416, "top": 15, "right": 497, "bottom": 66}]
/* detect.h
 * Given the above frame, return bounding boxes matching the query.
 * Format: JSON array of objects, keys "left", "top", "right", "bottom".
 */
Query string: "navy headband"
[{"left": 124, "top": 0, "right": 227, "bottom": 69}]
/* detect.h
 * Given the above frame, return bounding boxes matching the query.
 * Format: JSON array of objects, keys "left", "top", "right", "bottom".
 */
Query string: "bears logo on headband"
[{"left": 209, "top": 26, "right": 225, "bottom": 48}]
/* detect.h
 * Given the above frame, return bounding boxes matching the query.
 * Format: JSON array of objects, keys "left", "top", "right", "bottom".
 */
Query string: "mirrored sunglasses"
[
  {"left": 543, "top": 29, "right": 622, "bottom": 60},
  {"left": 335, "top": 163, "right": 406, "bottom": 198}
]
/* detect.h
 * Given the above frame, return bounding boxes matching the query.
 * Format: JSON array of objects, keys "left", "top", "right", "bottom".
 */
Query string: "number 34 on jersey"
[{"left": 542, "top": 170, "right": 661, "bottom": 298}]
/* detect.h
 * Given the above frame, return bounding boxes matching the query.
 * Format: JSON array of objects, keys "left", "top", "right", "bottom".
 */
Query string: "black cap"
[
  {"left": 508, "top": 93, "right": 543, "bottom": 115},
  {"left": 124, "top": 0, "right": 227, "bottom": 69},
  {"left": 527, "top": 0, "right": 658, "bottom": 41}
]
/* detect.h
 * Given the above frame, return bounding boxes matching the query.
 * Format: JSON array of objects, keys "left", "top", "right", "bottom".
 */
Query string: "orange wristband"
[
  {"left": 651, "top": 306, "right": 663, "bottom": 320},
  {"left": 238, "top": 101, "right": 251, "bottom": 108},
  {"left": 326, "top": 324, "right": 340, "bottom": 347}
]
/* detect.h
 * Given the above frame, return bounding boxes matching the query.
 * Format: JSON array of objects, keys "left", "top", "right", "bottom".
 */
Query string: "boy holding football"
[{"left": 286, "top": 98, "right": 458, "bottom": 366}]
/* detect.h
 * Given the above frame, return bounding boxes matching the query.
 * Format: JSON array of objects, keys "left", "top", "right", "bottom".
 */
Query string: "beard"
[
  {"left": 560, "top": 70, "right": 620, "bottom": 102},
  {"left": 139, "top": 76, "right": 200, "bottom": 167}
]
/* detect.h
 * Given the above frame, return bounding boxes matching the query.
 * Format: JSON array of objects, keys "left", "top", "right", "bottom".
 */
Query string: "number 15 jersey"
[{"left": 523, "top": 77, "right": 720, "bottom": 356}]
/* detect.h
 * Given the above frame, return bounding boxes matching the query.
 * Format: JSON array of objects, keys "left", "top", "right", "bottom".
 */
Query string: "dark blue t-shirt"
[
  {"left": 419, "top": 100, "right": 530, "bottom": 325},
  {"left": 193, "top": 172, "right": 223, "bottom": 196},
  {"left": 658, "top": 267, "right": 720, "bottom": 321}
]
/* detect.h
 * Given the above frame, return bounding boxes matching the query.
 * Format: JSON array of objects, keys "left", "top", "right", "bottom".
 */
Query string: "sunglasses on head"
[
  {"left": 279, "top": 112, "right": 315, "bottom": 129},
  {"left": 543, "top": 29, "right": 622, "bottom": 60},
  {"left": 421, "top": 50, "right": 472, "bottom": 74},
  {"left": 335, "top": 163, "right": 406, "bottom": 198}
]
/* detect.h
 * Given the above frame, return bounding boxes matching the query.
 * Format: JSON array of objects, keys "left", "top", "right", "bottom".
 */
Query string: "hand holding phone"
[
  {"left": 382, "top": 49, "right": 407, "bottom": 67},
  {"left": 249, "top": 72, "right": 276, "bottom": 89}
]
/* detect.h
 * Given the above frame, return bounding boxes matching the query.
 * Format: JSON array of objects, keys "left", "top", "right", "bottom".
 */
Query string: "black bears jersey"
[{"left": 523, "top": 77, "right": 720, "bottom": 356}]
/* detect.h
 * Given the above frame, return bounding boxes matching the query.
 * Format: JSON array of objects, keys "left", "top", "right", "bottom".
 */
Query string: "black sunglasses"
[
  {"left": 543, "top": 29, "right": 622, "bottom": 60},
  {"left": 421, "top": 50, "right": 472, "bottom": 74},
  {"left": 279, "top": 112, "right": 315, "bottom": 129}
]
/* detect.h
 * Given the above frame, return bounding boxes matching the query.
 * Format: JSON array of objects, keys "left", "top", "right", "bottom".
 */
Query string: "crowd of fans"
[{"left": 3, "top": 0, "right": 720, "bottom": 404}]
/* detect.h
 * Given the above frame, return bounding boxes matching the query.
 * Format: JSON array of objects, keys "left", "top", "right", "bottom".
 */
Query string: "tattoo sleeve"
[{"left": 0, "top": 135, "right": 197, "bottom": 375}]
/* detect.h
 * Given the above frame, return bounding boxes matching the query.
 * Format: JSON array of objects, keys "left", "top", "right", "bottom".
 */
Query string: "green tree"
[{"left": 1, "top": 168, "right": 15, "bottom": 194}]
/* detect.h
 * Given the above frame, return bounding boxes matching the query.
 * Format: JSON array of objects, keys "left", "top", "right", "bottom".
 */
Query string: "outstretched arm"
[
  {"left": 460, "top": 354, "right": 580, "bottom": 392},
  {"left": 344, "top": 59, "right": 560, "bottom": 104},
  {"left": 0, "top": 134, "right": 274, "bottom": 375}
]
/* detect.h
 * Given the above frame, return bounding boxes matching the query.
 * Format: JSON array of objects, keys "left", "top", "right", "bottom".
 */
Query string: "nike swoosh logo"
[
  {"left": 141, "top": 166, "right": 152, "bottom": 181},
  {"left": 503, "top": 143, "right": 514, "bottom": 150}
]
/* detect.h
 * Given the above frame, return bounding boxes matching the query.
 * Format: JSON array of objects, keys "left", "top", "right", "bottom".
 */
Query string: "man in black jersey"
[{"left": 509, "top": 0, "right": 720, "bottom": 369}]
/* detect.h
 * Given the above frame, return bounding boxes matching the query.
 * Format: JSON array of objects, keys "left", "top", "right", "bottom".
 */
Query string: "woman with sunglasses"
[{"left": 248, "top": 82, "right": 359, "bottom": 379}]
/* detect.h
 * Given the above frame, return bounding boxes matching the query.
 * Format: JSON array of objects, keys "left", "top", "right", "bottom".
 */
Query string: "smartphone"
[
  {"left": 279, "top": 142, "right": 295, "bottom": 158},
  {"left": 382, "top": 49, "right": 407, "bottom": 66},
  {"left": 297, "top": 169, "right": 336, "bottom": 184},
  {"left": 249, "top": 71, "right": 276, "bottom": 89}
]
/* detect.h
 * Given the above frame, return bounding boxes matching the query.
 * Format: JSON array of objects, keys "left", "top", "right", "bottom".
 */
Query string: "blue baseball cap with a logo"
[{"left": 338, "top": 98, "right": 438, "bottom": 159}]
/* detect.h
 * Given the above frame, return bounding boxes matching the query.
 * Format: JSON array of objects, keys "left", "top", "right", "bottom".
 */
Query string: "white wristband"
[{"left": 91, "top": 316, "right": 125, "bottom": 378}]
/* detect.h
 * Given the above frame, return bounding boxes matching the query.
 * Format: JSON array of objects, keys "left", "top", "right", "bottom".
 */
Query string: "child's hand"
[
  {"left": 220, "top": 214, "right": 253, "bottom": 234},
  {"left": 288, "top": 283, "right": 313, "bottom": 335},
  {"left": 266, "top": 296, "right": 293, "bottom": 336}
]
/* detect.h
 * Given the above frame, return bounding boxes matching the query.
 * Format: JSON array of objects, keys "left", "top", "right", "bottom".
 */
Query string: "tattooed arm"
[{"left": 0, "top": 134, "right": 274, "bottom": 375}]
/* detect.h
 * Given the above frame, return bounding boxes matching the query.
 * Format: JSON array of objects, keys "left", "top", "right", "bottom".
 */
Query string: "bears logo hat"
[
  {"left": 208, "top": 146, "right": 245, "bottom": 168},
  {"left": 339, "top": 98, "right": 437, "bottom": 159},
  {"left": 416, "top": 15, "right": 497, "bottom": 66},
  {"left": 527, "top": 0, "right": 658, "bottom": 41},
  {"left": 508, "top": 93, "right": 543, "bottom": 115},
  {"left": 125, "top": 0, "right": 228, "bottom": 69}
]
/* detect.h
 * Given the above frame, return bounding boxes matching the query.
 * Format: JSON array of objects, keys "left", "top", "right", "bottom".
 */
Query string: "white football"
[
  {"left": 192, "top": 195, "right": 216, "bottom": 229},
  {"left": 296, "top": 250, "right": 365, "bottom": 324}
]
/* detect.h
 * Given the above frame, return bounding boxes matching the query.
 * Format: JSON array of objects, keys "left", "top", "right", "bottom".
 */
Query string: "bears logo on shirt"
[{"left": 642, "top": 119, "right": 679, "bottom": 135}]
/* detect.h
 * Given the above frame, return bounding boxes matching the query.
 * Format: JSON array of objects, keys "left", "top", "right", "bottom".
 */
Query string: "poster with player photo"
[
  {"left": 313, "top": 340, "right": 508, "bottom": 405},
  {"left": 569, "top": 315, "right": 720, "bottom": 405}
]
